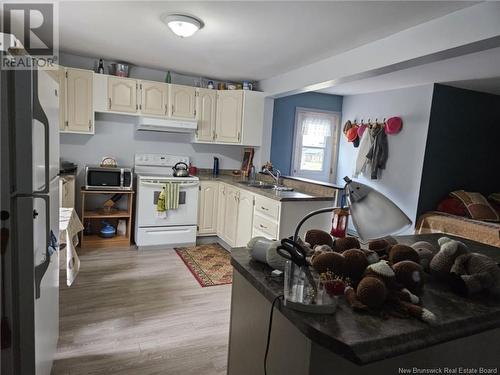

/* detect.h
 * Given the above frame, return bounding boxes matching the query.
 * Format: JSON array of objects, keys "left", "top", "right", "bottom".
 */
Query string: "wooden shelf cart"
[{"left": 80, "top": 189, "right": 134, "bottom": 249}]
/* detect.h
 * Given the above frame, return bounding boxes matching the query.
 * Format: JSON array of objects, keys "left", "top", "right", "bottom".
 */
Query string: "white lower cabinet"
[
  {"left": 221, "top": 185, "right": 239, "bottom": 246},
  {"left": 235, "top": 189, "right": 255, "bottom": 248},
  {"left": 199, "top": 182, "right": 255, "bottom": 248},
  {"left": 197, "top": 181, "right": 219, "bottom": 235},
  {"left": 198, "top": 181, "right": 332, "bottom": 248},
  {"left": 59, "top": 175, "right": 75, "bottom": 208}
]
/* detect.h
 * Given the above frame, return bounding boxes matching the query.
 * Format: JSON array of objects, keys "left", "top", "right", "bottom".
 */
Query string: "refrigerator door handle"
[
  {"left": 32, "top": 69, "right": 50, "bottom": 195},
  {"left": 33, "top": 194, "right": 52, "bottom": 299}
]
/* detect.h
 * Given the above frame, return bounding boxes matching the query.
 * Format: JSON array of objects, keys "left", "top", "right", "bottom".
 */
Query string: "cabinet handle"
[
  {"left": 136, "top": 104, "right": 138, "bottom": 110},
  {"left": 108, "top": 97, "right": 112, "bottom": 109},
  {"left": 171, "top": 104, "right": 174, "bottom": 114},
  {"left": 260, "top": 206, "right": 269, "bottom": 211},
  {"left": 213, "top": 130, "right": 216, "bottom": 140},
  {"left": 194, "top": 109, "right": 197, "bottom": 117},
  {"left": 259, "top": 224, "right": 268, "bottom": 229},
  {"left": 88, "top": 119, "right": 91, "bottom": 130},
  {"left": 237, "top": 131, "right": 241, "bottom": 141},
  {"left": 65, "top": 120, "right": 68, "bottom": 128},
  {"left": 165, "top": 104, "right": 168, "bottom": 115}
]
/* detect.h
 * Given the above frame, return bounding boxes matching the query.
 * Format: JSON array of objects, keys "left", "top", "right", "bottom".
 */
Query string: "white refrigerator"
[{"left": 1, "top": 38, "right": 60, "bottom": 375}]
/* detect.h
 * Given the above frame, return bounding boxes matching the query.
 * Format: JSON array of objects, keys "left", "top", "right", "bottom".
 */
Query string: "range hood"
[{"left": 136, "top": 117, "right": 197, "bottom": 133}]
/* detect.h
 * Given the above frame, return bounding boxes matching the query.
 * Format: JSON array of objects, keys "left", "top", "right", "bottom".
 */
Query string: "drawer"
[
  {"left": 252, "top": 213, "right": 278, "bottom": 239},
  {"left": 254, "top": 195, "right": 280, "bottom": 221}
]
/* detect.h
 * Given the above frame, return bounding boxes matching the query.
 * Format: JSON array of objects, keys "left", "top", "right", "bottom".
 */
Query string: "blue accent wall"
[{"left": 270, "top": 92, "right": 343, "bottom": 175}]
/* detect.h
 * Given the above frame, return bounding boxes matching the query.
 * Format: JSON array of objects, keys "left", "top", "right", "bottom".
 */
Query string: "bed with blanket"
[{"left": 415, "top": 191, "right": 500, "bottom": 248}]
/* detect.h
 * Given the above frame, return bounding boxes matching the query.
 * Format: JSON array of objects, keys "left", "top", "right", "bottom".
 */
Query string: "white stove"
[{"left": 134, "top": 153, "right": 199, "bottom": 249}]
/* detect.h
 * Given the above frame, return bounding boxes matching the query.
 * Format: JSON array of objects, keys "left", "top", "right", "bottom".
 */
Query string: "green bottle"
[{"left": 165, "top": 71, "right": 172, "bottom": 83}]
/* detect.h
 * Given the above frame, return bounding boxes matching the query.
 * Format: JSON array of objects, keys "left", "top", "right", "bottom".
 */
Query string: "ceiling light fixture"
[{"left": 162, "top": 14, "right": 203, "bottom": 38}]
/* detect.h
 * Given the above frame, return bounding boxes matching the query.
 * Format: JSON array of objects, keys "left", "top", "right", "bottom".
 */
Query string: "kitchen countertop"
[
  {"left": 230, "top": 233, "right": 500, "bottom": 365},
  {"left": 198, "top": 174, "right": 335, "bottom": 202}
]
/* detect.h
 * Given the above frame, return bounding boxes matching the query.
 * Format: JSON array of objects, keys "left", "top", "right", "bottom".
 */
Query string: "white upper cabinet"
[
  {"left": 170, "top": 84, "right": 196, "bottom": 119},
  {"left": 108, "top": 76, "right": 138, "bottom": 113},
  {"left": 140, "top": 81, "right": 168, "bottom": 116},
  {"left": 195, "top": 88, "right": 217, "bottom": 142},
  {"left": 215, "top": 90, "right": 243, "bottom": 143},
  {"left": 61, "top": 67, "right": 94, "bottom": 133}
]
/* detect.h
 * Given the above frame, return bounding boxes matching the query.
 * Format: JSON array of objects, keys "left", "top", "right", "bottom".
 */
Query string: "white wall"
[
  {"left": 60, "top": 114, "right": 245, "bottom": 170},
  {"left": 336, "top": 85, "right": 434, "bottom": 232}
]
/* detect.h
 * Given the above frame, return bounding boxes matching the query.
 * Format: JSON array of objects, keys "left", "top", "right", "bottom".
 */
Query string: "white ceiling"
[
  {"left": 315, "top": 46, "right": 500, "bottom": 96},
  {"left": 58, "top": 1, "right": 476, "bottom": 81}
]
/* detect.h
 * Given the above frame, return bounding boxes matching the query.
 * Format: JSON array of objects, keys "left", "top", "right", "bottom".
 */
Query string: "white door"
[
  {"left": 196, "top": 88, "right": 216, "bottom": 142},
  {"left": 170, "top": 84, "right": 196, "bottom": 119},
  {"left": 140, "top": 81, "right": 168, "bottom": 116},
  {"left": 215, "top": 91, "right": 242, "bottom": 143},
  {"left": 197, "top": 181, "right": 218, "bottom": 234},
  {"left": 235, "top": 190, "right": 254, "bottom": 247},
  {"left": 108, "top": 77, "right": 137, "bottom": 113},
  {"left": 65, "top": 68, "right": 93, "bottom": 132},
  {"left": 223, "top": 185, "right": 239, "bottom": 246},
  {"left": 136, "top": 178, "right": 199, "bottom": 227},
  {"left": 291, "top": 108, "right": 339, "bottom": 183}
]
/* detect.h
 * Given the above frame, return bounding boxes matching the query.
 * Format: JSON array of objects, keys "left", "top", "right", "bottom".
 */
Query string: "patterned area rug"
[{"left": 175, "top": 243, "right": 232, "bottom": 287}]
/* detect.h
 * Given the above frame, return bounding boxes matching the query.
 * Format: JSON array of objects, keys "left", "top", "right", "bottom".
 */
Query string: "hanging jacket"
[
  {"left": 353, "top": 129, "right": 373, "bottom": 178},
  {"left": 365, "top": 126, "right": 388, "bottom": 179}
]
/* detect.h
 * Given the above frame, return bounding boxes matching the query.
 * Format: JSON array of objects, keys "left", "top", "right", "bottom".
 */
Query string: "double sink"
[{"left": 238, "top": 180, "right": 294, "bottom": 192}]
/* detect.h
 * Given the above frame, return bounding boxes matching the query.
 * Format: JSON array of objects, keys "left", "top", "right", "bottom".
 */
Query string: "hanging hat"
[
  {"left": 357, "top": 124, "right": 368, "bottom": 138},
  {"left": 343, "top": 120, "right": 353, "bottom": 135},
  {"left": 346, "top": 126, "right": 359, "bottom": 142},
  {"left": 385, "top": 117, "right": 403, "bottom": 135},
  {"left": 353, "top": 134, "right": 360, "bottom": 148}
]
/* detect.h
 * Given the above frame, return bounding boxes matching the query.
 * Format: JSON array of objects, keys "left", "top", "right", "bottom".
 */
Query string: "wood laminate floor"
[{"left": 52, "top": 246, "right": 232, "bottom": 375}]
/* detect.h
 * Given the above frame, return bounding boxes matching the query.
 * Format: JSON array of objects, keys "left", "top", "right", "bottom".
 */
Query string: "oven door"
[{"left": 137, "top": 179, "right": 199, "bottom": 227}]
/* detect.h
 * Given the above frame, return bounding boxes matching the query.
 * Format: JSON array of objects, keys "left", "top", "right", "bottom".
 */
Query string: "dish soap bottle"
[{"left": 165, "top": 71, "right": 172, "bottom": 83}]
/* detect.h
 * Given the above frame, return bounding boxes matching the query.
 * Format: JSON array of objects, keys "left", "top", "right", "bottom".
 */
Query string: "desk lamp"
[{"left": 294, "top": 177, "right": 412, "bottom": 242}]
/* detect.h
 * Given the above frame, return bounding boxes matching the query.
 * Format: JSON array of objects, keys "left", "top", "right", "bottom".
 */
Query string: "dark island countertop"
[
  {"left": 230, "top": 233, "right": 500, "bottom": 365},
  {"left": 198, "top": 174, "right": 335, "bottom": 202}
]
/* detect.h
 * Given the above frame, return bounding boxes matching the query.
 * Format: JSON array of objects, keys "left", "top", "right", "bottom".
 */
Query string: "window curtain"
[{"left": 299, "top": 111, "right": 333, "bottom": 137}]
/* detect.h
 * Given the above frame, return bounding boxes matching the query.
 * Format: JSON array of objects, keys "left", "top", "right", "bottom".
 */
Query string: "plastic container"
[{"left": 283, "top": 261, "right": 338, "bottom": 314}]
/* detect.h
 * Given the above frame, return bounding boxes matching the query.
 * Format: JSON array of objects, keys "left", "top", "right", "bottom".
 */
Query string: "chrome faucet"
[{"left": 264, "top": 167, "right": 281, "bottom": 185}]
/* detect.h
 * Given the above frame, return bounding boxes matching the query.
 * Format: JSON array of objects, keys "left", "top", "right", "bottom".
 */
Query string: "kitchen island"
[{"left": 227, "top": 234, "right": 500, "bottom": 375}]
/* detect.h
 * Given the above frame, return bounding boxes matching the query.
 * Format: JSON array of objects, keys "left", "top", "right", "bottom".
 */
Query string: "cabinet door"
[
  {"left": 215, "top": 91, "right": 243, "bottom": 143},
  {"left": 235, "top": 190, "right": 254, "bottom": 247},
  {"left": 65, "top": 68, "right": 93, "bottom": 133},
  {"left": 217, "top": 183, "right": 227, "bottom": 237},
  {"left": 223, "top": 186, "right": 239, "bottom": 247},
  {"left": 58, "top": 68, "right": 66, "bottom": 130},
  {"left": 170, "top": 84, "right": 196, "bottom": 119},
  {"left": 198, "top": 182, "right": 218, "bottom": 235},
  {"left": 108, "top": 77, "right": 137, "bottom": 113},
  {"left": 140, "top": 81, "right": 168, "bottom": 116},
  {"left": 196, "top": 88, "right": 217, "bottom": 142}
]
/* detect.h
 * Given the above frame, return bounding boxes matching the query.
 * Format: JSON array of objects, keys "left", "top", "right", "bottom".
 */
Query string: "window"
[{"left": 291, "top": 108, "right": 339, "bottom": 182}]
